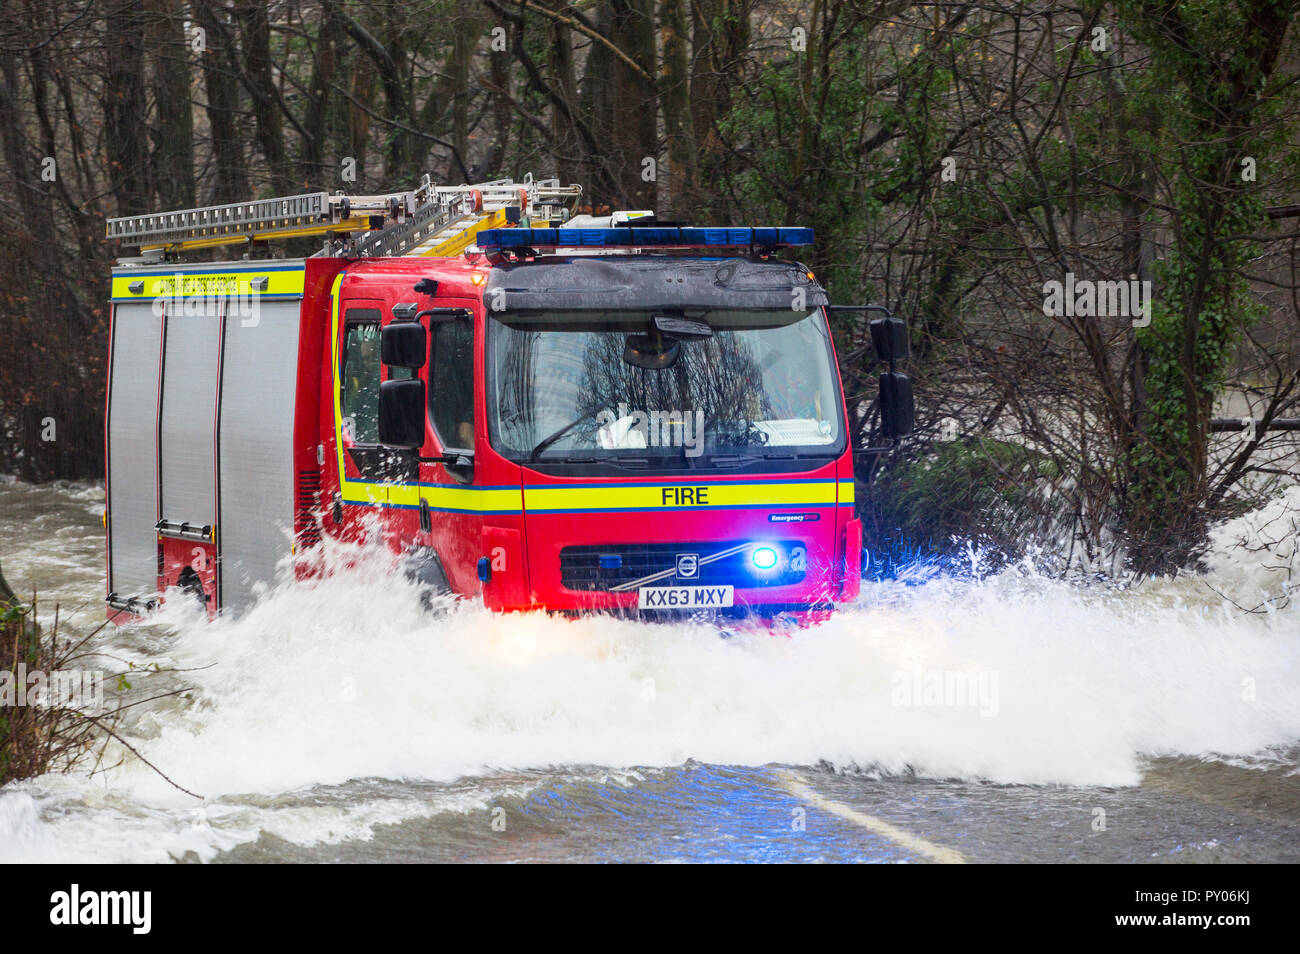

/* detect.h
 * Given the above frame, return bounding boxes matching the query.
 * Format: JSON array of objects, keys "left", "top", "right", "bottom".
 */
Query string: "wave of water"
[{"left": 1, "top": 480, "right": 1298, "bottom": 861}]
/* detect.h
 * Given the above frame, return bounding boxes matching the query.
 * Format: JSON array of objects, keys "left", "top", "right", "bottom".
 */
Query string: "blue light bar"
[{"left": 476, "top": 226, "right": 815, "bottom": 250}]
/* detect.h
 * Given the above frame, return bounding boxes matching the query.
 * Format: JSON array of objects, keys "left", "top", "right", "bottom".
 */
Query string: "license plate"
[{"left": 638, "top": 585, "right": 734, "bottom": 609}]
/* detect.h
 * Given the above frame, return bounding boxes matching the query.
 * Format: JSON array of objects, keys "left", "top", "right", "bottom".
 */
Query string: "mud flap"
[{"left": 403, "top": 546, "right": 452, "bottom": 611}]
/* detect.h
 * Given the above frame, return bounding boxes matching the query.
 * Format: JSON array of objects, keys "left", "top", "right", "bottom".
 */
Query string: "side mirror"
[
  {"left": 870, "top": 316, "right": 910, "bottom": 364},
  {"left": 379, "top": 378, "right": 426, "bottom": 448},
  {"left": 879, "top": 371, "right": 914, "bottom": 438},
  {"left": 381, "top": 321, "right": 427, "bottom": 369}
]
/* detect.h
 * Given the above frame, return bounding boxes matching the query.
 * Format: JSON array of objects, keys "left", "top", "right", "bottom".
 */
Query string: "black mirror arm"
[
  {"left": 416, "top": 451, "right": 474, "bottom": 466},
  {"left": 852, "top": 445, "right": 895, "bottom": 458},
  {"left": 412, "top": 308, "right": 472, "bottom": 324},
  {"left": 827, "top": 304, "right": 892, "bottom": 318}
]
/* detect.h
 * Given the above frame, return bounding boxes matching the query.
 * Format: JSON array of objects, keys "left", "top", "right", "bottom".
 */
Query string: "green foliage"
[
  {"left": 1110, "top": 0, "right": 1298, "bottom": 564},
  {"left": 0, "top": 596, "right": 37, "bottom": 784},
  {"left": 715, "top": 20, "right": 953, "bottom": 306},
  {"left": 865, "top": 440, "right": 1061, "bottom": 558}
]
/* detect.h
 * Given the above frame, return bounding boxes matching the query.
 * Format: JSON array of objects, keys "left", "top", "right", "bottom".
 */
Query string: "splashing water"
[{"left": 0, "top": 478, "right": 1297, "bottom": 861}]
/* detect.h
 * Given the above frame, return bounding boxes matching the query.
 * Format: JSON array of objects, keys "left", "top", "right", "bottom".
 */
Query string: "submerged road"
[
  {"left": 207, "top": 758, "right": 1300, "bottom": 864},
  {"left": 2, "top": 477, "right": 1298, "bottom": 865}
]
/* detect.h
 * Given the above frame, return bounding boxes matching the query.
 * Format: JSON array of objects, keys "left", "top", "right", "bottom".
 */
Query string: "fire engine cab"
[{"left": 103, "top": 176, "right": 912, "bottom": 622}]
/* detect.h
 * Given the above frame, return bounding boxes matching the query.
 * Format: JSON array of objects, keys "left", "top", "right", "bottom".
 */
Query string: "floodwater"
[{"left": 1, "top": 476, "right": 1298, "bottom": 863}]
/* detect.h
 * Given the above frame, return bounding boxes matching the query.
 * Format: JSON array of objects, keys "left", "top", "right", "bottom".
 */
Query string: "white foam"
[
  {"left": 3, "top": 485, "right": 1299, "bottom": 861},
  {"left": 82, "top": 546, "right": 1300, "bottom": 800}
]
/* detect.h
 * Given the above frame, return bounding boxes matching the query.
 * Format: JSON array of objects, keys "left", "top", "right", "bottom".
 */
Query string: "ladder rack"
[
  {"left": 105, "top": 191, "right": 409, "bottom": 252},
  {"left": 106, "top": 175, "right": 583, "bottom": 260}
]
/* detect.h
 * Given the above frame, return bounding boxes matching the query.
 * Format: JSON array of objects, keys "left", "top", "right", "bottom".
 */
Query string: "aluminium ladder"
[{"left": 105, "top": 175, "right": 583, "bottom": 259}]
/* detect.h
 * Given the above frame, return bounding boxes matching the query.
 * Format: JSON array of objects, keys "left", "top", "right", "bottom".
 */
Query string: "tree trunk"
[
  {"left": 690, "top": 0, "right": 749, "bottom": 209},
  {"left": 103, "top": 3, "right": 151, "bottom": 214},
  {"left": 659, "top": 0, "right": 695, "bottom": 217},
  {"left": 612, "top": 0, "right": 657, "bottom": 208},
  {"left": 145, "top": 0, "right": 196, "bottom": 210},
  {"left": 348, "top": 54, "right": 374, "bottom": 191},
  {"left": 379, "top": 5, "right": 412, "bottom": 182},
  {"left": 543, "top": 0, "right": 579, "bottom": 184},
  {"left": 194, "top": 2, "right": 249, "bottom": 203},
  {"left": 301, "top": 0, "right": 342, "bottom": 187},
  {"left": 481, "top": 33, "right": 512, "bottom": 180},
  {"left": 233, "top": 0, "right": 292, "bottom": 193}
]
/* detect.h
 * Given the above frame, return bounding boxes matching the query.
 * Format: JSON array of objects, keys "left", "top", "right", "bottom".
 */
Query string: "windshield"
[{"left": 487, "top": 308, "right": 844, "bottom": 465}]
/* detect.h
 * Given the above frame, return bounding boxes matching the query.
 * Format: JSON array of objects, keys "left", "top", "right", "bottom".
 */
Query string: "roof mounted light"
[{"left": 476, "top": 226, "right": 814, "bottom": 251}]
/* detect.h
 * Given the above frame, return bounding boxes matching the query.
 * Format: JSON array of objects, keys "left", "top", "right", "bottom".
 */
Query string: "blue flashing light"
[
  {"left": 751, "top": 546, "right": 780, "bottom": 571},
  {"left": 476, "top": 226, "right": 815, "bottom": 250},
  {"left": 599, "top": 554, "right": 623, "bottom": 570}
]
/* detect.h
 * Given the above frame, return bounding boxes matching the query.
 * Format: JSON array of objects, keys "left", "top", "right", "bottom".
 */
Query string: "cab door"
[
  {"left": 406, "top": 300, "right": 483, "bottom": 595},
  {"left": 415, "top": 299, "right": 530, "bottom": 607},
  {"left": 333, "top": 297, "right": 414, "bottom": 536}
]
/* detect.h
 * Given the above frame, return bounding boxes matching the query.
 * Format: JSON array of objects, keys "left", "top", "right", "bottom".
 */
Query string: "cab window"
[
  {"left": 340, "top": 315, "right": 382, "bottom": 445},
  {"left": 429, "top": 320, "right": 475, "bottom": 450},
  {"left": 341, "top": 311, "right": 413, "bottom": 446}
]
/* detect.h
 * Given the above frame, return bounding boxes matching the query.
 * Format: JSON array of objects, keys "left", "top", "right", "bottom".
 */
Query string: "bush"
[
  {"left": 1, "top": 571, "right": 198, "bottom": 795},
  {"left": 1, "top": 593, "right": 56, "bottom": 785},
  {"left": 861, "top": 439, "right": 1062, "bottom": 568}
]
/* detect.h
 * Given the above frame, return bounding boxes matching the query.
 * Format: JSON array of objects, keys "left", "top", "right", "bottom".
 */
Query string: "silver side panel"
[
  {"left": 107, "top": 302, "right": 161, "bottom": 598},
  {"left": 217, "top": 302, "right": 302, "bottom": 610},
  {"left": 160, "top": 305, "right": 220, "bottom": 525}
]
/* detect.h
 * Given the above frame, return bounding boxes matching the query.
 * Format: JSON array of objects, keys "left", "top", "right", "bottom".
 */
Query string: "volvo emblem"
[{"left": 675, "top": 553, "right": 699, "bottom": 579}]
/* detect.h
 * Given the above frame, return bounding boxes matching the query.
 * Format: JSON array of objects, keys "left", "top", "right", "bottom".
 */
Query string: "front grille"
[{"left": 560, "top": 540, "right": 806, "bottom": 591}]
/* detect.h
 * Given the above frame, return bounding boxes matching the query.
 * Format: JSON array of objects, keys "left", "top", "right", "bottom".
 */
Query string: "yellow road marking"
[{"left": 777, "top": 769, "right": 967, "bottom": 864}]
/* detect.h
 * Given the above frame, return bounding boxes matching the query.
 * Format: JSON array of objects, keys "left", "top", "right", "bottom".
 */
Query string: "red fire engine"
[{"left": 103, "top": 177, "right": 912, "bottom": 623}]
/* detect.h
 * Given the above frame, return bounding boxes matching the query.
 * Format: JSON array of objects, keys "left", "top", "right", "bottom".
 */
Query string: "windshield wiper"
[
  {"left": 698, "top": 453, "right": 765, "bottom": 467},
  {"left": 528, "top": 410, "right": 601, "bottom": 461},
  {"left": 523, "top": 454, "right": 651, "bottom": 469}
]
